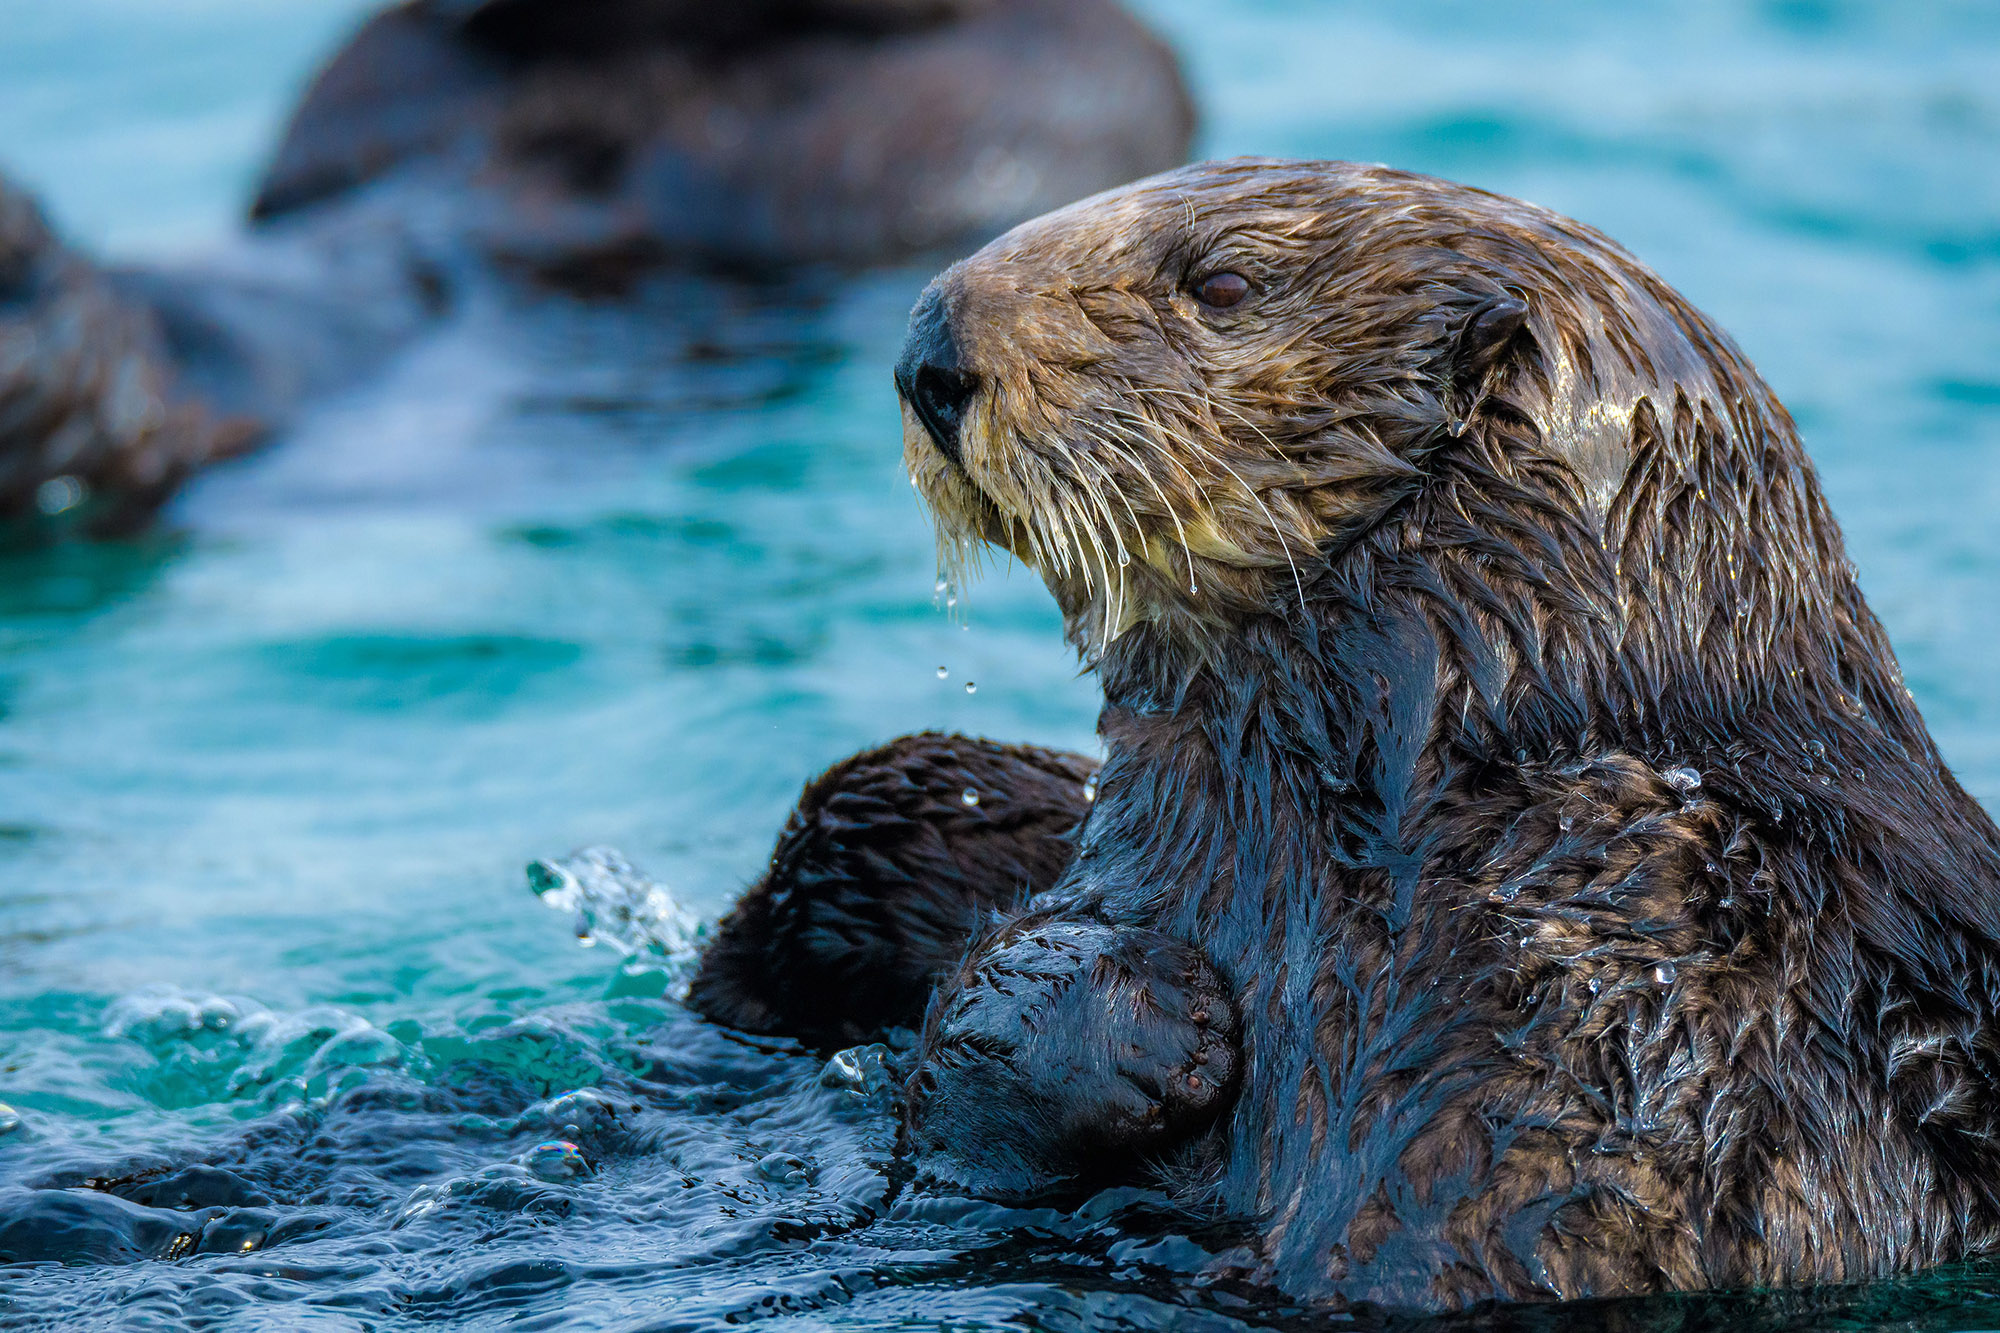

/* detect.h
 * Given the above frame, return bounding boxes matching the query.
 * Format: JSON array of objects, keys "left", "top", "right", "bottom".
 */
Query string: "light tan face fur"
[{"left": 901, "top": 157, "right": 1744, "bottom": 659}]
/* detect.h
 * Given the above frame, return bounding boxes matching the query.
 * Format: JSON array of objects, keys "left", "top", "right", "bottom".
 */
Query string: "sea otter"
[
  {"left": 689, "top": 158, "right": 2000, "bottom": 1309},
  {"left": 0, "top": 0, "right": 1193, "bottom": 534},
  {"left": 254, "top": 0, "right": 1196, "bottom": 283}
]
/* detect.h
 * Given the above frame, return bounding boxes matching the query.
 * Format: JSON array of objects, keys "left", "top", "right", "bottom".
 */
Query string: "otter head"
[{"left": 898, "top": 158, "right": 1888, "bottom": 749}]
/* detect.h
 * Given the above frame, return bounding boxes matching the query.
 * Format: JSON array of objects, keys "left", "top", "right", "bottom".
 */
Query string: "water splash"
[{"left": 525, "top": 846, "right": 704, "bottom": 994}]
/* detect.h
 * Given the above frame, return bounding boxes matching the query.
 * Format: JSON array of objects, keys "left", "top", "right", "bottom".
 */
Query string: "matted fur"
[{"left": 902, "top": 158, "right": 2000, "bottom": 1308}]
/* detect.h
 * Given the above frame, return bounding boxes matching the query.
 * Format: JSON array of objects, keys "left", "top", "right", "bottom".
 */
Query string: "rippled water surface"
[{"left": 3, "top": 1, "right": 2000, "bottom": 1328}]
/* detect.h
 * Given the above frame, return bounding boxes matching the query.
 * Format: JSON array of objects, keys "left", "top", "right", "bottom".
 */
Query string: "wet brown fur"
[
  {"left": 898, "top": 158, "right": 2000, "bottom": 1308},
  {"left": 686, "top": 732, "right": 1096, "bottom": 1046}
]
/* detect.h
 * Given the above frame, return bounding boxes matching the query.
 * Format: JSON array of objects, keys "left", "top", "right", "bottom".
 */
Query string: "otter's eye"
[{"left": 1191, "top": 271, "right": 1250, "bottom": 309}]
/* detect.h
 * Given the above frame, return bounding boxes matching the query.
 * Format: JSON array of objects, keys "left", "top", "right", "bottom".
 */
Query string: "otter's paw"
[{"left": 903, "top": 914, "right": 1239, "bottom": 1196}]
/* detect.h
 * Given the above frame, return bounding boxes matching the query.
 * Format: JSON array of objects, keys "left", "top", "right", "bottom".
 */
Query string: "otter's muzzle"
[{"left": 895, "top": 286, "right": 979, "bottom": 466}]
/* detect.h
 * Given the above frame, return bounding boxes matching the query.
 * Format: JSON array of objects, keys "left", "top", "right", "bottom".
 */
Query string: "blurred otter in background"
[
  {"left": 258, "top": 0, "right": 1195, "bottom": 282},
  {"left": 0, "top": 0, "right": 1193, "bottom": 536}
]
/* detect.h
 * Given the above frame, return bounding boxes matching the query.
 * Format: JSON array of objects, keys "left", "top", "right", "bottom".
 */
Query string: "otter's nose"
[{"left": 895, "top": 288, "right": 979, "bottom": 465}]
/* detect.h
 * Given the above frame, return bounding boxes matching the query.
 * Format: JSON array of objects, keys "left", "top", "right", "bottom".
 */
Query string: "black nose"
[{"left": 894, "top": 287, "right": 979, "bottom": 465}]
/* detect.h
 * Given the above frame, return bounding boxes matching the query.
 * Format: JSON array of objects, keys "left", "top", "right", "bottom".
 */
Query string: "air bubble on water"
[
  {"left": 820, "top": 1044, "right": 893, "bottom": 1099},
  {"left": 1083, "top": 775, "right": 1098, "bottom": 803},
  {"left": 964, "top": 681, "right": 976, "bottom": 694},
  {"left": 526, "top": 847, "right": 704, "bottom": 997},
  {"left": 755, "top": 1152, "right": 810, "bottom": 1187},
  {"left": 936, "top": 665, "right": 948, "bottom": 678},
  {"left": 522, "top": 1140, "right": 593, "bottom": 1182},
  {"left": 961, "top": 788, "right": 979, "bottom": 806},
  {"left": 523, "top": 1087, "right": 633, "bottom": 1138},
  {"left": 0, "top": 1104, "right": 20, "bottom": 1136},
  {"left": 1652, "top": 961, "right": 1678, "bottom": 986}
]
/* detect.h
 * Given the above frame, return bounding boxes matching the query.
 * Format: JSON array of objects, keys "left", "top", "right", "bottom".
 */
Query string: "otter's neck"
[{"left": 1076, "top": 596, "right": 1451, "bottom": 958}]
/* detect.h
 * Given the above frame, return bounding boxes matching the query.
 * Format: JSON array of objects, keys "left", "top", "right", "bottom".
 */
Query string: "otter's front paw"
[{"left": 903, "top": 914, "right": 1239, "bottom": 1195}]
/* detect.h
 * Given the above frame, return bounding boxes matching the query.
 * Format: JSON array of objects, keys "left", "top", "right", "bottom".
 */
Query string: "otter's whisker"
[
  {"left": 1098, "top": 409, "right": 1225, "bottom": 595},
  {"left": 1058, "top": 483, "right": 1122, "bottom": 650},
  {"left": 1126, "top": 385, "right": 1310, "bottom": 619},
  {"left": 1093, "top": 433, "right": 1198, "bottom": 593},
  {"left": 1066, "top": 486, "right": 1119, "bottom": 626},
  {"left": 1047, "top": 481, "right": 1087, "bottom": 584},
  {"left": 1072, "top": 451, "right": 1136, "bottom": 635},
  {"left": 1102, "top": 408, "right": 1223, "bottom": 521},
  {"left": 1051, "top": 489, "right": 1094, "bottom": 593}
]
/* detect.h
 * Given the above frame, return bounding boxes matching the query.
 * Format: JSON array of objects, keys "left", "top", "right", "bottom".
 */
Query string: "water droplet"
[
  {"left": 1817, "top": 773, "right": 1832, "bottom": 786},
  {"left": 755, "top": 1152, "right": 810, "bottom": 1187},
  {"left": 1587, "top": 977, "right": 1602, "bottom": 995},
  {"left": 935, "top": 579, "right": 948, "bottom": 595},
  {"left": 1719, "top": 897, "right": 1740, "bottom": 910},
  {"left": 1486, "top": 884, "right": 1520, "bottom": 905},
  {"left": 936, "top": 665, "right": 948, "bottom": 679},
  {"left": 961, "top": 788, "right": 980, "bottom": 806},
  {"left": 1652, "top": 961, "right": 1677, "bottom": 986},
  {"left": 34, "top": 475, "right": 85, "bottom": 516},
  {"left": 1704, "top": 862, "right": 1720, "bottom": 875},
  {"left": 946, "top": 593, "right": 958, "bottom": 609},
  {"left": 1804, "top": 740, "right": 1826, "bottom": 761},
  {"left": 1663, "top": 767, "right": 1702, "bottom": 797},
  {"left": 1118, "top": 551, "right": 1131, "bottom": 566},
  {"left": 963, "top": 681, "right": 977, "bottom": 695},
  {"left": 1082, "top": 776, "right": 1098, "bottom": 802},
  {"left": 1558, "top": 814, "right": 1575, "bottom": 832},
  {"left": 1514, "top": 748, "right": 1530, "bottom": 764}
]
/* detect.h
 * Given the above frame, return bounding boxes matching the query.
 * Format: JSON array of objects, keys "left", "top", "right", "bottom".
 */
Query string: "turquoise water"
[{"left": 2, "top": 1, "right": 2000, "bottom": 1328}]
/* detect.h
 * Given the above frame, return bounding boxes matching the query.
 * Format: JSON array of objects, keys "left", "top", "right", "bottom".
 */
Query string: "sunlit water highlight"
[{"left": 1, "top": 1, "right": 1998, "bottom": 1328}]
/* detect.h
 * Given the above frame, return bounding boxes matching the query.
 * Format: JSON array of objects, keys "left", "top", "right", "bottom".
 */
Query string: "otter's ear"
[{"left": 1449, "top": 293, "right": 1530, "bottom": 390}]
